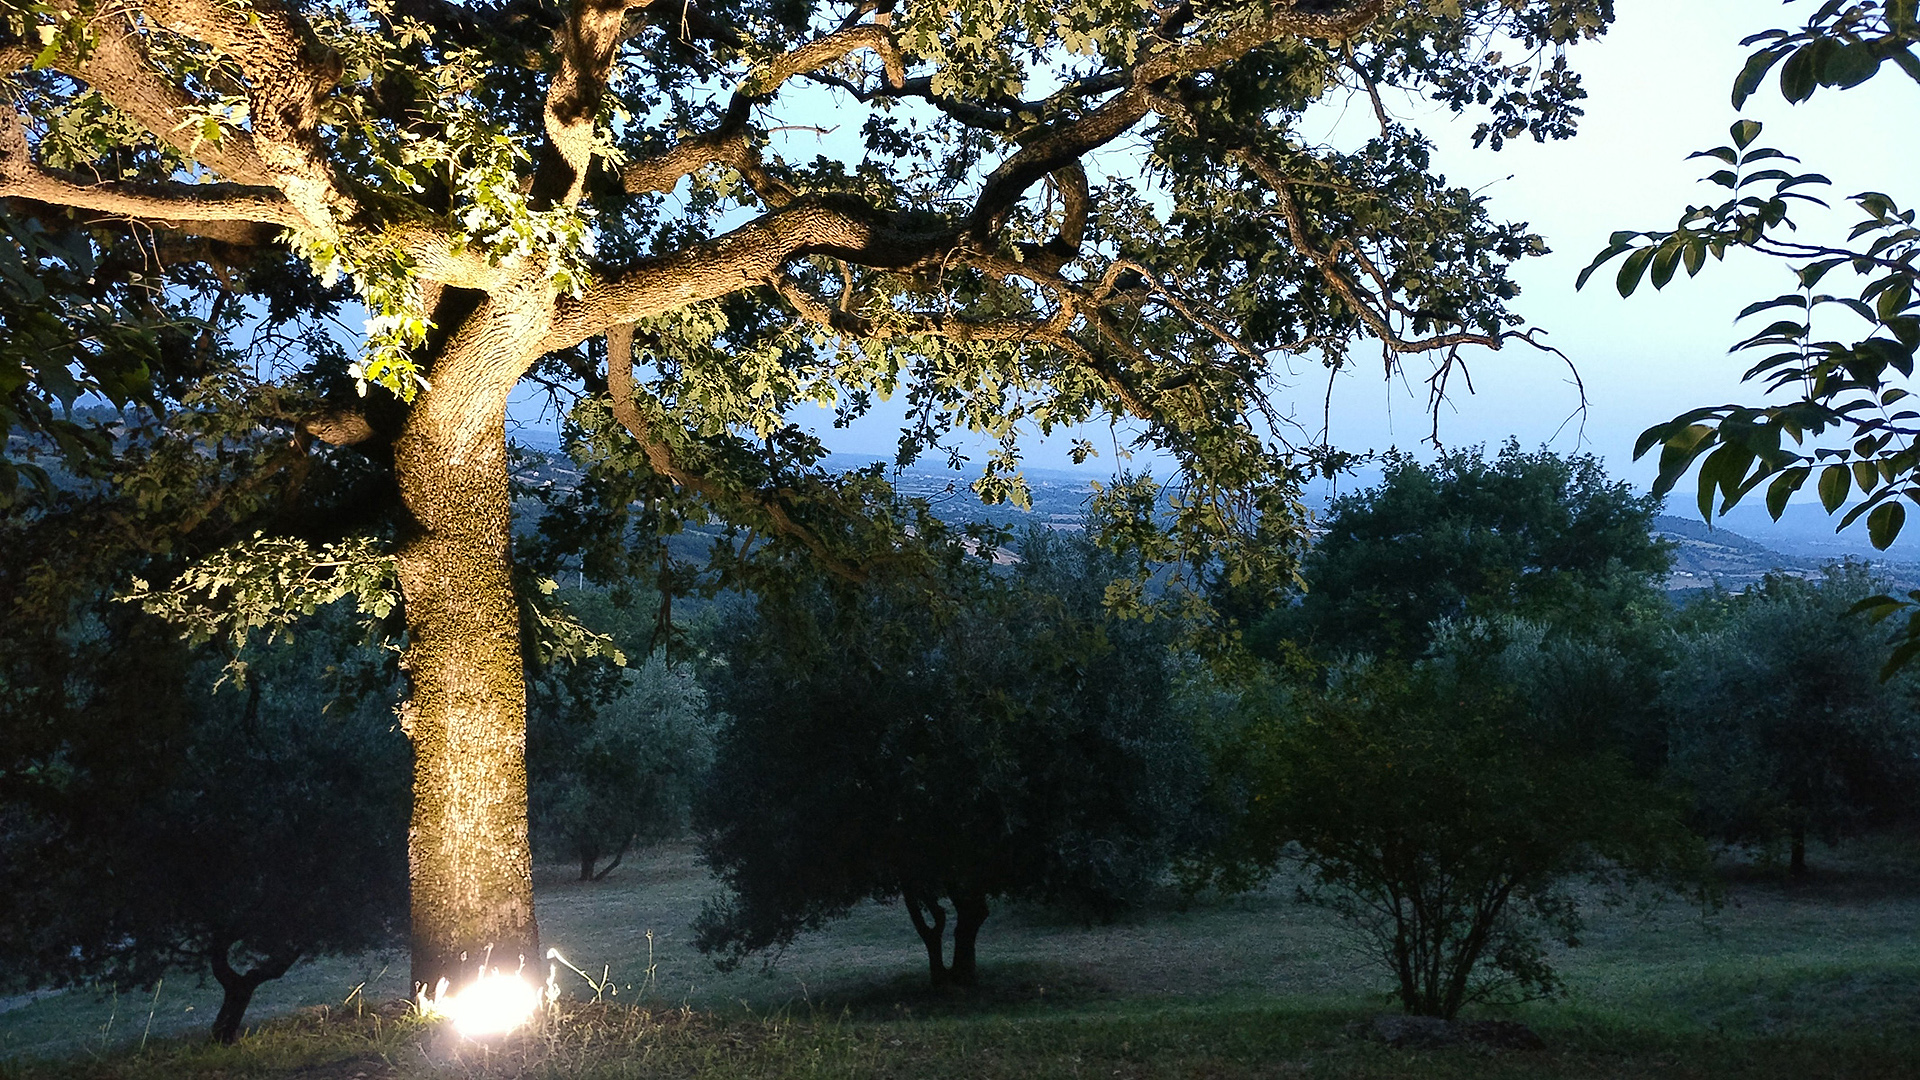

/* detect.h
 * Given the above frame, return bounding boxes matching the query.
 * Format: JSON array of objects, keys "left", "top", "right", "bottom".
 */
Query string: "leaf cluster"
[{"left": 1588, "top": 0, "right": 1920, "bottom": 669}]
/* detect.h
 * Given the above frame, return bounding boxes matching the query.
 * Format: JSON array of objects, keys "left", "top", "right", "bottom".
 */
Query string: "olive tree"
[
  {"left": 0, "top": 611, "right": 409, "bottom": 1044},
  {"left": 1191, "top": 628, "right": 1704, "bottom": 1019},
  {"left": 529, "top": 653, "right": 714, "bottom": 881},
  {"left": 1665, "top": 563, "right": 1920, "bottom": 874},
  {"left": 694, "top": 525, "right": 1203, "bottom": 988},
  {"left": 1, "top": 0, "right": 1617, "bottom": 990}
]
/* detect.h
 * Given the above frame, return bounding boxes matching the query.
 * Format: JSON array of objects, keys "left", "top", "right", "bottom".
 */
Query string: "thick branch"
[
  {"left": 621, "top": 128, "right": 796, "bottom": 207},
  {"left": 142, "top": 0, "right": 353, "bottom": 228},
  {"left": 533, "top": 0, "right": 644, "bottom": 208},
  {"left": 547, "top": 194, "right": 955, "bottom": 351},
  {"left": 745, "top": 24, "right": 904, "bottom": 95},
  {"left": 19, "top": 1, "right": 281, "bottom": 188},
  {"left": 0, "top": 110, "right": 304, "bottom": 227}
]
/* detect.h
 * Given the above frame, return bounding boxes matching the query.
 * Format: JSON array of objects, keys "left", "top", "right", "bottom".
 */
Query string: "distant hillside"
[
  {"left": 509, "top": 442, "right": 1920, "bottom": 595},
  {"left": 1653, "top": 514, "right": 1920, "bottom": 594}
]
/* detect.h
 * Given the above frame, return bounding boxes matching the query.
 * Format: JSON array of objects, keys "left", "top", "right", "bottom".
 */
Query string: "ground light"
[
  {"left": 416, "top": 957, "right": 551, "bottom": 1038},
  {"left": 416, "top": 947, "right": 612, "bottom": 1038}
]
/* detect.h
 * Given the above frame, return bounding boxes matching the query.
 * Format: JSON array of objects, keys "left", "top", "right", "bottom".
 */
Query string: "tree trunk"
[
  {"left": 948, "top": 887, "right": 989, "bottom": 989},
  {"left": 579, "top": 845, "right": 599, "bottom": 882},
  {"left": 903, "top": 889, "right": 949, "bottom": 987},
  {"left": 1789, "top": 821, "right": 1809, "bottom": 877},
  {"left": 208, "top": 942, "right": 298, "bottom": 1044},
  {"left": 590, "top": 834, "right": 634, "bottom": 882},
  {"left": 393, "top": 377, "right": 539, "bottom": 995}
]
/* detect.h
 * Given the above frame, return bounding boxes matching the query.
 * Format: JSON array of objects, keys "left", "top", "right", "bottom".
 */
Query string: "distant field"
[{"left": 4, "top": 841, "right": 1918, "bottom": 1077}]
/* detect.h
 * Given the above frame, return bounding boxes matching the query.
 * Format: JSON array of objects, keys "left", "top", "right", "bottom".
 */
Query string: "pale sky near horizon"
[{"left": 513, "top": 1, "right": 1919, "bottom": 533}]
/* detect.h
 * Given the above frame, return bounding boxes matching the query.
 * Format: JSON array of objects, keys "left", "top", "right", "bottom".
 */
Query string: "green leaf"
[
  {"left": 1737, "top": 294, "right": 1808, "bottom": 321},
  {"left": 1854, "top": 460, "right": 1880, "bottom": 492},
  {"left": 1732, "top": 51, "right": 1784, "bottom": 108},
  {"left": 1766, "top": 467, "right": 1809, "bottom": 520},
  {"left": 1575, "top": 243, "right": 1631, "bottom": 291},
  {"left": 1780, "top": 44, "right": 1818, "bottom": 103},
  {"left": 1819, "top": 463, "right": 1850, "bottom": 512},
  {"left": 1848, "top": 594, "right": 1906, "bottom": 623},
  {"left": 1649, "top": 243, "right": 1682, "bottom": 289},
  {"left": 1729, "top": 120, "right": 1764, "bottom": 150},
  {"left": 1825, "top": 42, "right": 1882, "bottom": 89},
  {"left": 1877, "top": 279, "right": 1914, "bottom": 322},
  {"left": 1689, "top": 147, "right": 1738, "bottom": 165},
  {"left": 1869, "top": 501, "right": 1907, "bottom": 550},
  {"left": 1615, "top": 246, "right": 1657, "bottom": 298}
]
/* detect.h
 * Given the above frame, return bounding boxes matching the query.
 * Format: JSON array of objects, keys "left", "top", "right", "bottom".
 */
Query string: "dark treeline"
[{"left": 6, "top": 438, "right": 1919, "bottom": 1038}]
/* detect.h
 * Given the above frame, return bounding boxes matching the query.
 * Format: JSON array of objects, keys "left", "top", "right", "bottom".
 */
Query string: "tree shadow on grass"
[
  {"left": 776, "top": 960, "right": 1120, "bottom": 1022},
  {"left": 1652, "top": 964, "right": 1920, "bottom": 1036},
  {"left": 1714, "top": 838, "right": 1920, "bottom": 899}
]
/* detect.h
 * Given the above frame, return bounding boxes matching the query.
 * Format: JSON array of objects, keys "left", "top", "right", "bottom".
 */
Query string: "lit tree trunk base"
[{"left": 394, "top": 409, "right": 539, "bottom": 995}]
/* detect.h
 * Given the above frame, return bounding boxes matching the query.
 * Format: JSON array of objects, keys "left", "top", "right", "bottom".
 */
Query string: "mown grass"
[{"left": 2, "top": 840, "right": 1917, "bottom": 1078}]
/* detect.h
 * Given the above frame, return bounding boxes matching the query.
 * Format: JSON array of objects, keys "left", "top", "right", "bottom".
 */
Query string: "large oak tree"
[{"left": 0, "top": 0, "right": 1612, "bottom": 992}]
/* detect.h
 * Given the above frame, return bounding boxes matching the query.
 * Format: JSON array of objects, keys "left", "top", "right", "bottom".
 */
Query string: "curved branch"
[
  {"left": 534, "top": 0, "right": 646, "bottom": 208},
  {"left": 621, "top": 128, "right": 796, "bottom": 206},
  {"left": 964, "top": 0, "right": 1386, "bottom": 241},
  {"left": 618, "top": 21, "right": 905, "bottom": 204},
  {"left": 598, "top": 324, "right": 866, "bottom": 582},
  {"left": 547, "top": 194, "right": 957, "bottom": 351},
  {"left": 744, "top": 24, "right": 904, "bottom": 96}
]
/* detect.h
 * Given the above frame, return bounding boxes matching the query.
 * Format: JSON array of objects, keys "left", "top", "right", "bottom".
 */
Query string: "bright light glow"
[{"left": 417, "top": 968, "right": 548, "bottom": 1038}]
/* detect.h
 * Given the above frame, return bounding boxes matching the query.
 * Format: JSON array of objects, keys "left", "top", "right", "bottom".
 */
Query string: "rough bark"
[{"left": 392, "top": 333, "right": 540, "bottom": 993}]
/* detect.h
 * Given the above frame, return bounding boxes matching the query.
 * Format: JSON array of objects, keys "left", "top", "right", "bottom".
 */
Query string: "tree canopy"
[
  {"left": 694, "top": 525, "right": 1202, "bottom": 988},
  {"left": 0, "top": 0, "right": 1620, "bottom": 988},
  {"left": 1251, "top": 442, "right": 1671, "bottom": 660}
]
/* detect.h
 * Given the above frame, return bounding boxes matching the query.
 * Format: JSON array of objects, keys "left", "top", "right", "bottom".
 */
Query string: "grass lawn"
[{"left": 2, "top": 840, "right": 1917, "bottom": 1077}]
